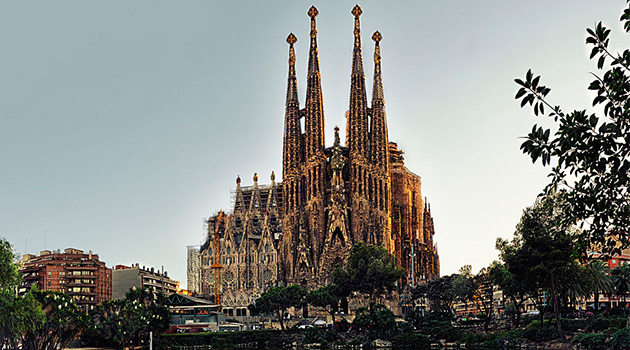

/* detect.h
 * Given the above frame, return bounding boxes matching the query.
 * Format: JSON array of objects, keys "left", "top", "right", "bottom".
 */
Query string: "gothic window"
[
  {"left": 253, "top": 216, "right": 259, "bottom": 226},
  {"left": 235, "top": 217, "right": 242, "bottom": 227},
  {"left": 300, "top": 176, "right": 306, "bottom": 204},
  {"left": 265, "top": 244, "right": 269, "bottom": 253}
]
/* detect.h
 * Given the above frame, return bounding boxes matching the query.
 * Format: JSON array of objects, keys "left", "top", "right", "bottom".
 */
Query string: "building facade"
[
  {"left": 112, "top": 263, "right": 179, "bottom": 299},
  {"left": 18, "top": 248, "right": 112, "bottom": 311},
  {"left": 189, "top": 5, "right": 440, "bottom": 315}
]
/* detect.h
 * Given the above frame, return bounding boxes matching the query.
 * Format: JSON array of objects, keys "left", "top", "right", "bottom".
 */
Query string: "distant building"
[
  {"left": 186, "top": 245, "right": 201, "bottom": 294},
  {"left": 18, "top": 248, "right": 112, "bottom": 311},
  {"left": 112, "top": 263, "right": 178, "bottom": 299}
]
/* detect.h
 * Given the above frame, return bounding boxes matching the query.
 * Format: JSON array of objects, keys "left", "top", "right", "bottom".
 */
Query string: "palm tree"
[
  {"left": 586, "top": 260, "right": 613, "bottom": 312},
  {"left": 612, "top": 262, "right": 630, "bottom": 311}
]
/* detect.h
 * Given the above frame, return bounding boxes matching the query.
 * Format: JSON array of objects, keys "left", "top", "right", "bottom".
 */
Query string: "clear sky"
[{"left": 1, "top": 1, "right": 625, "bottom": 286}]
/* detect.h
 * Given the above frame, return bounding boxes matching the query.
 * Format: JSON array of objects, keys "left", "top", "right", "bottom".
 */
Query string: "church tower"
[{"left": 281, "top": 7, "right": 328, "bottom": 287}]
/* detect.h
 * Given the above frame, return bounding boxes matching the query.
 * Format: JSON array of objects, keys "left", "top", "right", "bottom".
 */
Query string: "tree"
[
  {"left": 514, "top": 0, "right": 630, "bottom": 256},
  {"left": 0, "top": 239, "right": 46, "bottom": 350},
  {"left": 333, "top": 242, "right": 404, "bottom": 308},
  {"left": 307, "top": 284, "right": 342, "bottom": 327},
  {"left": 352, "top": 304, "right": 397, "bottom": 340},
  {"left": 585, "top": 260, "right": 613, "bottom": 312},
  {"left": 21, "top": 289, "right": 87, "bottom": 350},
  {"left": 496, "top": 194, "right": 577, "bottom": 340},
  {"left": 413, "top": 274, "right": 457, "bottom": 316},
  {"left": 248, "top": 284, "right": 306, "bottom": 330},
  {"left": 83, "top": 287, "right": 170, "bottom": 349},
  {"left": 612, "top": 262, "right": 630, "bottom": 311},
  {"left": 489, "top": 262, "right": 528, "bottom": 327},
  {"left": 472, "top": 265, "right": 498, "bottom": 333},
  {"left": 0, "top": 290, "right": 44, "bottom": 350},
  {"left": 0, "top": 238, "right": 20, "bottom": 291}
]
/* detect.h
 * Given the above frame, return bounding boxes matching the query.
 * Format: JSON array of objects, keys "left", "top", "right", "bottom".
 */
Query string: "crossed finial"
[
  {"left": 308, "top": 6, "right": 319, "bottom": 18},
  {"left": 352, "top": 4, "right": 362, "bottom": 18},
  {"left": 372, "top": 31, "right": 382, "bottom": 43},
  {"left": 286, "top": 33, "right": 297, "bottom": 45}
]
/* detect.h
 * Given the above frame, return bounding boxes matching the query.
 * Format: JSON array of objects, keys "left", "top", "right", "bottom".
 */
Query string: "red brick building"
[{"left": 18, "top": 248, "right": 112, "bottom": 311}]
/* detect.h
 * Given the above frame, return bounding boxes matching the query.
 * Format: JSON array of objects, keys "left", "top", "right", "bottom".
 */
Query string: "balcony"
[
  {"left": 65, "top": 265, "right": 97, "bottom": 271},
  {"left": 68, "top": 291, "right": 97, "bottom": 297},
  {"left": 67, "top": 273, "right": 96, "bottom": 278},
  {"left": 67, "top": 282, "right": 96, "bottom": 287}
]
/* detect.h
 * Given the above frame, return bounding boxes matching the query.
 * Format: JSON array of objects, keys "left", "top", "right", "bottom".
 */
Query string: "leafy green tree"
[
  {"left": 0, "top": 289, "right": 45, "bottom": 350},
  {"left": 514, "top": 0, "right": 630, "bottom": 255},
  {"left": 489, "top": 262, "right": 528, "bottom": 327},
  {"left": 333, "top": 242, "right": 404, "bottom": 308},
  {"left": 249, "top": 284, "right": 306, "bottom": 330},
  {"left": 83, "top": 287, "right": 170, "bottom": 349},
  {"left": 0, "top": 240, "right": 46, "bottom": 350},
  {"left": 497, "top": 194, "right": 578, "bottom": 340},
  {"left": 352, "top": 304, "right": 396, "bottom": 340},
  {"left": 612, "top": 262, "right": 630, "bottom": 311},
  {"left": 0, "top": 238, "right": 20, "bottom": 290},
  {"left": 22, "top": 290, "right": 87, "bottom": 350},
  {"left": 307, "top": 284, "right": 342, "bottom": 327},
  {"left": 585, "top": 260, "right": 613, "bottom": 313},
  {"left": 472, "top": 265, "right": 498, "bottom": 333},
  {"left": 413, "top": 274, "right": 457, "bottom": 316}
]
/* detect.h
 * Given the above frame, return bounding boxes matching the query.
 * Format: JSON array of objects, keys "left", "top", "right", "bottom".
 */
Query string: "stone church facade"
[{"left": 190, "top": 5, "right": 439, "bottom": 314}]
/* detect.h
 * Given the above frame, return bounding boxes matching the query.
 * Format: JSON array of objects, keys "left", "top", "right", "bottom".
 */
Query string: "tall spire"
[
  {"left": 348, "top": 4, "right": 369, "bottom": 160},
  {"left": 370, "top": 31, "right": 389, "bottom": 169},
  {"left": 305, "top": 6, "right": 325, "bottom": 159},
  {"left": 283, "top": 33, "right": 302, "bottom": 178}
]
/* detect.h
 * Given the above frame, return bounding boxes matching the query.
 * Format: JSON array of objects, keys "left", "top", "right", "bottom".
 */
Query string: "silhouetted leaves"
[{"left": 514, "top": 1, "right": 630, "bottom": 255}]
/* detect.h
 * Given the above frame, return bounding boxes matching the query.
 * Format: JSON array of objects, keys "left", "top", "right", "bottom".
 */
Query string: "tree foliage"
[
  {"left": 83, "top": 287, "right": 170, "bottom": 349},
  {"left": 497, "top": 194, "right": 579, "bottom": 340},
  {"left": 611, "top": 262, "right": 630, "bottom": 310},
  {"left": 515, "top": 1, "right": 630, "bottom": 255},
  {"left": 248, "top": 284, "right": 306, "bottom": 330},
  {"left": 352, "top": 304, "right": 397, "bottom": 340},
  {"left": 332, "top": 242, "right": 404, "bottom": 307},
  {"left": 21, "top": 289, "right": 87, "bottom": 350},
  {"left": 307, "top": 284, "right": 342, "bottom": 327},
  {"left": 0, "top": 238, "right": 20, "bottom": 290}
]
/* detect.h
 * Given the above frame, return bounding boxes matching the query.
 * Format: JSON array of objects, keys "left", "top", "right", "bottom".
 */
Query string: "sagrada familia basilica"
[{"left": 188, "top": 5, "right": 440, "bottom": 316}]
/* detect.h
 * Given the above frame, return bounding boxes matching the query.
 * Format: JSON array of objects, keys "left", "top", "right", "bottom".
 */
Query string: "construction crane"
[{"left": 210, "top": 211, "right": 224, "bottom": 305}]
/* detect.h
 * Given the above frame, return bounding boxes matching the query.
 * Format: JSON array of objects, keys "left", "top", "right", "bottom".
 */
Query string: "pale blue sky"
[{"left": 1, "top": 1, "right": 624, "bottom": 285}]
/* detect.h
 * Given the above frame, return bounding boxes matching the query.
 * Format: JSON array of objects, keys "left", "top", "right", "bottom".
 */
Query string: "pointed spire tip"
[
  {"left": 287, "top": 33, "right": 297, "bottom": 45},
  {"left": 308, "top": 6, "right": 319, "bottom": 19},
  {"left": 352, "top": 5, "right": 362, "bottom": 18},
  {"left": 372, "top": 31, "right": 382, "bottom": 42}
]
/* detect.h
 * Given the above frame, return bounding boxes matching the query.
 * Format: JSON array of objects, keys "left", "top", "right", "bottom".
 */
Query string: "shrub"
[
  {"left": 610, "top": 328, "right": 630, "bottom": 350},
  {"left": 393, "top": 332, "right": 431, "bottom": 350},
  {"left": 561, "top": 318, "right": 589, "bottom": 333},
  {"left": 522, "top": 321, "right": 558, "bottom": 342},
  {"left": 588, "top": 315, "right": 628, "bottom": 332},
  {"left": 573, "top": 333, "right": 607, "bottom": 350},
  {"left": 336, "top": 318, "right": 351, "bottom": 332}
]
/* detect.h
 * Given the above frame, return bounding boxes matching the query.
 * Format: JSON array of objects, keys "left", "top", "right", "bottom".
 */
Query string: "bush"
[
  {"left": 610, "top": 328, "right": 630, "bottom": 350},
  {"left": 393, "top": 332, "right": 431, "bottom": 350},
  {"left": 573, "top": 333, "right": 607, "bottom": 350},
  {"left": 588, "top": 315, "right": 628, "bottom": 332},
  {"left": 522, "top": 321, "right": 558, "bottom": 342},
  {"left": 561, "top": 318, "right": 589, "bottom": 333},
  {"left": 336, "top": 318, "right": 351, "bottom": 332},
  {"left": 156, "top": 330, "right": 290, "bottom": 349}
]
